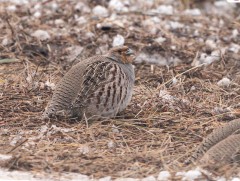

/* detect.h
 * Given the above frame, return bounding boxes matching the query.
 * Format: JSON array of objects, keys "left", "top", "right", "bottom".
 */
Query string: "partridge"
[{"left": 43, "top": 46, "right": 135, "bottom": 120}]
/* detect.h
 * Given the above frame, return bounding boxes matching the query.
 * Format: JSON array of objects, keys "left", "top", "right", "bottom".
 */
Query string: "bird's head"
[{"left": 106, "top": 46, "right": 136, "bottom": 64}]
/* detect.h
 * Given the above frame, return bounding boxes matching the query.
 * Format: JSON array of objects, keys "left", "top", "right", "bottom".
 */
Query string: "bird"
[{"left": 43, "top": 45, "right": 135, "bottom": 120}]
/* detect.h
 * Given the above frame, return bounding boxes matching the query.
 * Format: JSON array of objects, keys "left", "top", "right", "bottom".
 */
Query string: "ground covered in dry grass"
[{"left": 0, "top": 0, "right": 240, "bottom": 179}]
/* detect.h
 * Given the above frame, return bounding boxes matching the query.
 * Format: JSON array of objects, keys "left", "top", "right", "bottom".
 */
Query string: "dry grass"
[{"left": 0, "top": 0, "right": 240, "bottom": 179}]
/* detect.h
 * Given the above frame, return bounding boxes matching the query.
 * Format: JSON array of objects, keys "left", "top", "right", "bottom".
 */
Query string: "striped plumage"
[{"left": 43, "top": 46, "right": 135, "bottom": 120}]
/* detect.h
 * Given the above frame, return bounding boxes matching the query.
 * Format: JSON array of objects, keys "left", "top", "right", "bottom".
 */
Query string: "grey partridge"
[{"left": 43, "top": 46, "right": 135, "bottom": 120}]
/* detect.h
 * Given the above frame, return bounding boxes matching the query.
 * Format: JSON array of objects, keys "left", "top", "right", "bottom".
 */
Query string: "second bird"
[{"left": 43, "top": 46, "right": 135, "bottom": 120}]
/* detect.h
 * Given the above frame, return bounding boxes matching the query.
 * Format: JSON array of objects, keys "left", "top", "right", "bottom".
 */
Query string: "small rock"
[
  {"left": 78, "top": 145, "right": 90, "bottom": 154},
  {"left": 7, "top": 5, "right": 17, "bottom": 12},
  {"left": 157, "top": 171, "right": 171, "bottom": 181},
  {"left": 112, "top": 34, "right": 125, "bottom": 47},
  {"left": 31, "top": 30, "right": 50, "bottom": 41},
  {"left": 217, "top": 77, "right": 231, "bottom": 87},
  {"left": 33, "top": 11, "right": 41, "bottom": 18},
  {"left": 76, "top": 16, "right": 87, "bottom": 25},
  {"left": 75, "top": 2, "right": 91, "bottom": 13},
  {"left": 55, "top": 19, "right": 65, "bottom": 26},
  {"left": 2, "top": 37, "right": 12, "bottom": 46},
  {"left": 156, "top": 5, "right": 173, "bottom": 15},
  {"left": 45, "top": 80, "right": 55, "bottom": 90},
  {"left": 107, "top": 140, "right": 115, "bottom": 149},
  {"left": 109, "top": 0, "right": 128, "bottom": 12},
  {"left": 182, "top": 170, "right": 202, "bottom": 181},
  {"left": 155, "top": 37, "right": 166, "bottom": 44},
  {"left": 92, "top": 5, "right": 109, "bottom": 17},
  {"left": 184, "top": 9, "right": 201, "bottom": 16}
]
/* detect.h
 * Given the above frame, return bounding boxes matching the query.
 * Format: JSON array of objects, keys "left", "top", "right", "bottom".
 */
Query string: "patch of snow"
[
  {"left": 190, "top": 86, "right": 196, "bottom": 91},
  {"left": 111, "top": 124, "right": 120, "bottom": 133},
  {"left": 183, "top": 170, "right": 202, "bottom": 181},
  {"left": 77, "top": 145, "right": 90, "bottom": 154},
  {"left": 155, "top": 37, "right": 166, "bottom": 44},
  {"left": 157, "top": 171, "right": 171, "bottom": 181},
  {"left": 50, "top": 2, "right": 58, "bottom": 11},
  {"left": 142, "top": 19, "right": 158, "bottom": 35},
  {"left": 10, "top": 135, "right": 22, "bottom": 146},
  {"left": 107, "top": 140, "right": 115, "bottom": 149},
  {"left": 205, "top": 39, "right": 217, "bottom": 49},
  {"left": 75, "top": 2, "right": 91, "bottom": 13},
  {"left": 31, "top": 30, "right": 50, "bottom": 41},
  {"left": 232, "top": 29, "right": 239, "bottom": 38},
  {"left": 76, "top": 16, "right": 87, "bottom": 25},
  {"left": 228, "top": 43, "right": 240, "bottom": 53},
  {"left": 141, "top": 175, "right": 156, "bottom": 181},
  {"left": 99, "top": 176, "right": 112, "bottom": 181},
  {"left": 109, "top": 0, "right": 128, "bottom": 12},
  {"left": 55, "top": 19, "right": 65, "bottom": 26},
  {"left": 135, "top": 52, "right": 167, "bottom": 65},
  {"left": 232, "top": 178, "right": 240, "bottom": 181},
  {"left": 2, "top": 37, "right": 12, "bottom": 46},
  {"left": 7, "top": 5, "right": 17, "bottom": 12},
  {"left": 45, "top": 80, "right": 55, "bottom": 90},
  {"left": 176, "top": 169, "right": 202, "bottom": 181},
  {"left": 112, "top": 34, "right": 125, "bottom": 47},
  {"left": 172, "top": 77, "right": 178, "bottom": 85},
  {"left": 33, "top": 11, "right": 41, "bottom": 18},
  {"left": 192, "top": 49, "right": 222, "bottom": 66},
  {"left": 159, "top": 90, "right": 174, "bottom": 103},
  {"left": 217, "top": 77, "right": 231, "bottom": 87},
  {"left": 169, "top": 21, "right": 184, "bottom": 30},
  {"left": 0, "top": 154, "right": 12, "bottom": 160},
  {"left": 156, "top": 5, "right": 173, "bottom": 15},
  {"left": 92, "top": 5, "right": 109, "bottom": 17},
  {"left": 115, "top": 178, "right": 140, "bottom": 181},
  {"left": 184, "top": 9, "right": 201, "bottom": 16}
]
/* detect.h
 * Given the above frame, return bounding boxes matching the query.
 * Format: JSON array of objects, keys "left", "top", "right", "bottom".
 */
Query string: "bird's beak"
[{"left": 126, "top": 48, "right": 134, "bottom": 55}]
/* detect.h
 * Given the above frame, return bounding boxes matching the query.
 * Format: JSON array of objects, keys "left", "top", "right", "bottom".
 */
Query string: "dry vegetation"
[{"left": 0, "top": 0, "right": 240, "bottom": 179}]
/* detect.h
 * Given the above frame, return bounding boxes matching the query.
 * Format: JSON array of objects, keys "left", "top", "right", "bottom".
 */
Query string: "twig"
[{"left": 6, "top": 139, "right": 28, "bottom": 154}]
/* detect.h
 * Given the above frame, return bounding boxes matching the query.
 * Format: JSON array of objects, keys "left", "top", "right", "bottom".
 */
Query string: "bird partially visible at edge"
[{"left": 43, "top": 45, "right": 136, "bottom": 120}]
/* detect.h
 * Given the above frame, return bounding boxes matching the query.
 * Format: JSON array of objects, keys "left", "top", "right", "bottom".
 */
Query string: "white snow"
[
  {"left": 31, "top": 30, "right": 51, "bottom": 41},
  {"left": 159, "top": 90, "right": 174, "bottom": 103},
  {"left": 7, "top": 5, "right": 17, "bottom": 12},
  {"left": 232, "top": 178, "right": 240, "bottom": 181},
  {"left": 2, "top": 37, "right": 12, "bottom": 46},
  {"left": 217, "top": 77, "right": 231, "bottom": 87},
  {"left": 112, "top": 34, "right": 125, "bottom": 47},
  {"left": 155, "top": 37, "right": 166, "bottom": 44},
  {"left": 141, "top": 175, "right": 156, "bottom": 181},
  {"left": 45, "top": 80, "right": 55, "bottom": 90},
  {"left": 176, "top": 169, "right": 202, "bottom": 181},
  {"left": 115, "top": 178, "right": 140, "bottom": 181},
  {"left": 99, "top": 176, "right": 112, "bottom": 181},
  {"left": 229, "top": 43, "right": 240, "bottom": 53},
  {"left": 183, "top": 170, "right": 202, "bottom": 181},
  {"left": 55, "top": 19, "right": 65, "bottom": 26},
  {"left": 74, "top": 2, "right": 91, "bottom": 13},
  {"left": 205, "top": 39, "right": 217, "bottom": 49},
  {"left": 156, "top": 5, "right": 173, "bottom": 15},
  {"left": 157, "top": 171, "right": 171, "bottom": 181},
  {"left": 33, "top": 11, "right": 41, "bottom": 18},
  {"left": 107, "top": 140, "right": 115, "bottom": 149},
  {"left": 184, "top": 9, "right": 201, "bottom": 16},
  {"left": 92, "top": 5, "right": 109, "bottom": 18},
  {"left": 109, "top": 0, "right": 128, "bottom": 12},
  {"left": 0, "top": 154, "right": 12, "bottom": 160},
  {"left": 232, "top": 29, "right": 239, "bottom": 38}
]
